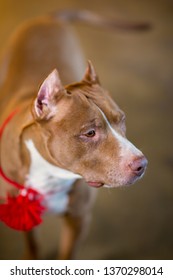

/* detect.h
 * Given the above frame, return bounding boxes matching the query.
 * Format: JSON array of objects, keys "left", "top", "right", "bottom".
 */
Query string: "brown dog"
[{"left": 0, "top": 10, "right": 148, "bottom": 259}]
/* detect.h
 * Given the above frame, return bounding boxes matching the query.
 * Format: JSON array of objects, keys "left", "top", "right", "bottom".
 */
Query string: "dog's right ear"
[{"left": 33, "top": 69, "right": 65, "bottom": 120}]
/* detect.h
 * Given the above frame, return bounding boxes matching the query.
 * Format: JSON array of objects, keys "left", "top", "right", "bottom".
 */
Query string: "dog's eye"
[{"left": 85, "top": 129, "right": 96, "bottom": 137}]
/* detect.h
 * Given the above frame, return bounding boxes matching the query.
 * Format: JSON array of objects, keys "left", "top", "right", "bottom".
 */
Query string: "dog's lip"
[{"left": 86, "top": 181, "right": 104, "bottom": 188}]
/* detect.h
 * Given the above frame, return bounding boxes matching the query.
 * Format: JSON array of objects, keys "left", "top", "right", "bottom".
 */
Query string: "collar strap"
[
  {"left": 0, "top": 109, "right": 46, "bottom": 231},
  {"left": 0, "top": 109, "right": 19, "bottom": 137},
  {"left": 0, "top": 109, "right": 23, "bottom": 190}
]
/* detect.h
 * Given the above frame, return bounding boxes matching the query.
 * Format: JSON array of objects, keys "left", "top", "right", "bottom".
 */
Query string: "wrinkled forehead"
[{"left": 66, "top": 82, "right": 125, "bottom": 123}]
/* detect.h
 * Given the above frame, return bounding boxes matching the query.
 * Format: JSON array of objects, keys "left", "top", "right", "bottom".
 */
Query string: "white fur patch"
[{"left": 25, "top": 140, "right": 81, "bottom": 213}]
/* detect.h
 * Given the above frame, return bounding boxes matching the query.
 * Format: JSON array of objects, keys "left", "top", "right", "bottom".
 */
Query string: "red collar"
[
  {"left": 0, "top": 109, "right": 19, "bottom": 137},
  {"left": 0, "top": 109, "right": 23, "bottom": 190},
  {"left": 0, "top": 109, "right": 45, "bottom": 231}
]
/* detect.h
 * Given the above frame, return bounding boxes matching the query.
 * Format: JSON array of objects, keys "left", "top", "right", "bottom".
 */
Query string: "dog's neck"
[
  {"left": 24, "top": 139, "right": 81, "bottom": 213},
  {"left": 0, "top": 104, "right": 57, "bottom": 184},
  {"left": 0, "top": 107, "right": 28, "bottom": 183}
]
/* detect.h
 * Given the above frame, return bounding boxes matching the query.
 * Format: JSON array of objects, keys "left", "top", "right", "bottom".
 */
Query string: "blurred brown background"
[{"left": 0, "top": 0, "right": 173, "bottom": 259}]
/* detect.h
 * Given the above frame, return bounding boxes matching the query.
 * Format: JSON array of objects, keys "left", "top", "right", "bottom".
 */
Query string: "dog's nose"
[{"left": 129, "top": 156, "right": 148, "bottom": 177}]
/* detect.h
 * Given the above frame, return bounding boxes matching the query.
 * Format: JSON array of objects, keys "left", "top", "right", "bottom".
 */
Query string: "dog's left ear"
[
  {"left": 82, "top": 60, "right": 100, "bottom": 84},
  {"left": 33, "top": 69, "right": 65, "bottom": 120}
]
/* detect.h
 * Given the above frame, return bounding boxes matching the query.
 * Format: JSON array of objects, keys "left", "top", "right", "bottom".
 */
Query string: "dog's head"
[{"left": 32, "top": 61, "right": 147, "bottom": 188}]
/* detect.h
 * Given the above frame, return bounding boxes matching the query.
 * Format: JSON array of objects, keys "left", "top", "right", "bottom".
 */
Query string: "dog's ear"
[
  {"left": 33, "top": 69, "right": 65, "bottom": 120},
  {"left": 82, "top": 60, "right": 100, "bottom": 84}
]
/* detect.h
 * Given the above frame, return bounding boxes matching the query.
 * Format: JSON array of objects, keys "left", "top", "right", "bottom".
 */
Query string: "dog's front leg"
[
  {"left": 58, "top": 213, "right": 91, "bottom": 260},
  {"left": 23, "top": 230, "right": 39, "bottom": 259}
]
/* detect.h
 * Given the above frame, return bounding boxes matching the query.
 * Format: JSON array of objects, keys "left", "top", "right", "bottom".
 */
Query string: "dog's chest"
[{"left": 25, "top": 140, "right": 80, "bottom": 213}]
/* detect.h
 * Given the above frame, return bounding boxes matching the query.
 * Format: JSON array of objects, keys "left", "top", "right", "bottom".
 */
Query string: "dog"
[{"left": 0, "top": 10, "right": 148, "bottom": 259}]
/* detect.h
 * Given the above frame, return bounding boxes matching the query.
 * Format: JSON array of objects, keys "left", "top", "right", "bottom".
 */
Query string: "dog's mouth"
[{"left": 86, "top": 181, "right": 104, "bottom": 188}]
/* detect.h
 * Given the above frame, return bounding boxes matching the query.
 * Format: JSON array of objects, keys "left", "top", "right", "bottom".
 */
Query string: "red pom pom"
[{"left": 0, "top": 188, "right": 46, "bottom": 231}]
